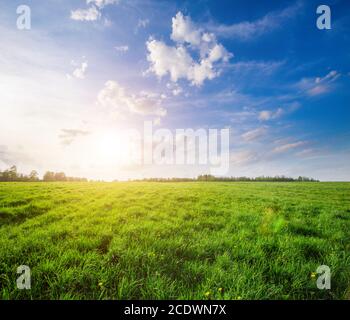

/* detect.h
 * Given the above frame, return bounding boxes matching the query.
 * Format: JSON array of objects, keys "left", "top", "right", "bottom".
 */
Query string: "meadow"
[{"left": 0, "top": 182, "right": 349, "bottom": 300}]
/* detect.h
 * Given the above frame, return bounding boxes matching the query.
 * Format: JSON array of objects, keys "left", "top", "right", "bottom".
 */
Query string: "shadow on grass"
[{"left": 0, "top": 203, "right": 51, "bottom": 226}]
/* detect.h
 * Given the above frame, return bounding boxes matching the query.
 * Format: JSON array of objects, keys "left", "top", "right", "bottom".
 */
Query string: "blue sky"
[{"left": 0, "top": 0, "right": 349, "bottom": 180}]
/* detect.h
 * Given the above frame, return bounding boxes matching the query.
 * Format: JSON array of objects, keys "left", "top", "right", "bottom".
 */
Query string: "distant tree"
[
  {"left": 0, "top": 165, "right": 18, "bottom": 181},
  {"left": 136, "top": 175, "right": 319, "bottom": 183},
  {"left": 54, "top": 172, "right": 66, "bottom": 181},
  {"left": 29, "top": 170, "right": 39, "bottom": 181},
  {"left": 8, "top": 165, "right": 18, "bottom": 180},
  {"left": 0, "top": 167, "right": 88, "bottom": 182},
  {"left": 43, "top": 171, "right": 55, "bottom": 181}
]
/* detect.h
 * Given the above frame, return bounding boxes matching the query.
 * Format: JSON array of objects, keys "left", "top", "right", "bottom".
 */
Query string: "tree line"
[
  {"left": 135, "top": 174, "right": 319, "bottom": 182},
  {"left": 0, "top": 165, "right": 87, "bottom": 182},
  {"left": 197, "top": 174, "right": 319, "bottom": 182},
  {"left": 0, "top": 165, "right": 319, "bottom": 183}
]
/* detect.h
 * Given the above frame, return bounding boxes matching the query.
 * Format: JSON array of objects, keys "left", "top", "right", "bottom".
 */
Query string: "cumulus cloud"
[
  {"left": 67, "top": 59, "right": 88, "bottom": 80},
  {"left": 71, "top": 6, "right": 101, "bottom": 21},
  {"left": 241, "top": 127, "right": 268, "bottom": 142},
  {"left": 98, "top": 81, "right": 167, "bottom": 117},
  {"left": 146, "top": 40, "right": 193, "bottom": 82},
  {"left": 146, "top": 12, "right": 232, "bottom": 86},
  {"left": 171, "top": 12, "right": 202, "bottom": 46},
  {"left": 73, "top": 61, "right": 88, "bottom": 79},
  {"left": 71, "top": 0, "right": 119, "bottom": 22}
]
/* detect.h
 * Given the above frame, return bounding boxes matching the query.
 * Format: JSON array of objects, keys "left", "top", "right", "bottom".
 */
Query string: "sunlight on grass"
[{"left": 0, "top": 182, "right": 349, "bottom": 299}]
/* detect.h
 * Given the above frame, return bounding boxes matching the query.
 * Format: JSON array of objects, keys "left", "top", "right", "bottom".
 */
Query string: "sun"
[{"left": 93, "top": 130, "right": 130, "bottom": 166}]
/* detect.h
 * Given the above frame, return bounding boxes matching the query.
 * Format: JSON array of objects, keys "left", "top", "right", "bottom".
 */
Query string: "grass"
[{"left": 0, "top": 181, "right": 349, "bottom": 300}]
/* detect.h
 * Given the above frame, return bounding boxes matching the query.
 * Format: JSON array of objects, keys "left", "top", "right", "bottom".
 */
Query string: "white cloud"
[
  {"left": 231, "top": 150, "right": 258, "bottom": 165},
  {"left": 209, "top": 2, "right": 302, "bottom": 40},
  {"left": 259, "top": 108, "right": 283, "bottom": 121},
  {"left": 207, "top": 43, "right": 231, "bottom": 63},
  {"left": 72, "top": 61, "right": 88, "bottom": 79},
  {"left": 171, "top": 12, "right": 202, "bottom": 46},
  {"left": 0, "top": 145, "right": 34, "bottom": 168},
  {"left": 68, "top": 59, "right": 88, "bottom": 79},
  {"left": 307, "top": 85, "right": 329, "bottom": 96},
  {"left": 315, "top": 70, "right": 340, "bottom": 84},
  {"left": 166, "top": 82, "right": 183, "bottom": 96},
  {"left": 114, "top": 45, "right": 129, "bottom": 53},
  {"left": 59, "top": 129, "right": 90, "bottom": 146},
  {"left": 241, "top": 127, "right": 267, "bottom": 142},
  {"left": 273, "top": 141, "right": 306, "bottom": 153},
  {"left": 70, "top": 6, "right": 101, "bottom": 21},
  {"left": 298, "top": 70, "right": 340, "bottom": 97},
  {"left": 71, "top": 0, "right": 119, "bottom": 22},
  {"left": 258, "top": 102, "right": 300, "bottom": 121},
  {"left": 98, "top": 81, "right": 167, "bottom": 117},
  {"left": 146, "top": 12, "right": 232, "bottom": 87},
  {"left": 87, "top": 0, "right": 120, "bottom": 8},
  {"left": 296, "top": 148, "right": 316, "bottom": 158},
  {"left": 146, "top": 39, "right": 193, "bottom": 82},
  {"left": 189, "top": 58, "right": 217, "bottom": 85},
  {"left": 135, "top": 19, "right": 150, "bottom": 34},
  {"left": 230, "top": 60, "right": 284, "bottom": 74},
  {"left": 137, "top": 19, "right": 149, "bottom": 29}
]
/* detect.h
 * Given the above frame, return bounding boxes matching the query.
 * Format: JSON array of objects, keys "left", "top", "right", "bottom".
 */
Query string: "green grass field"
[{"left": 0, "top": 182, "right": 349, "bottom": 300}]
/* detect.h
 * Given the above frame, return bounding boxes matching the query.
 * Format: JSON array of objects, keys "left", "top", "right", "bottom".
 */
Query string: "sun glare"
[{"left": 93, "top": 131, "right": 130, "bottom": 166}]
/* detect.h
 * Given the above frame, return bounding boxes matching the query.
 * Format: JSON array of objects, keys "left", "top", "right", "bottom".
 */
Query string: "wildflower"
[
  {"left": 311, "top": 272, "right": 317, "bottom": 279},
  {"left": 218, "top": 287, "right": 223, "bottom": 293},
  {"left": 204, "top": 291, "right": 211, "bottom": 298}
]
